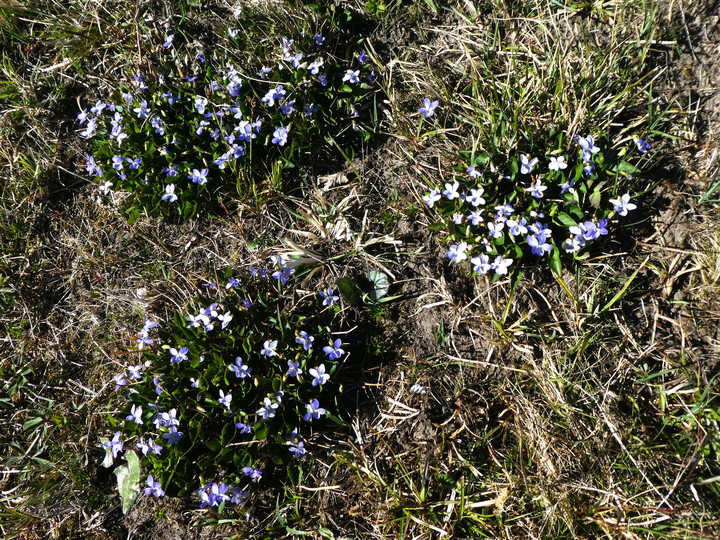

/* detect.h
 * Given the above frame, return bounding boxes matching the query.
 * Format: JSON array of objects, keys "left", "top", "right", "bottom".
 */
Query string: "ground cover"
[{"left": 1, "top": 0, "right": 719, "bottom": 538}]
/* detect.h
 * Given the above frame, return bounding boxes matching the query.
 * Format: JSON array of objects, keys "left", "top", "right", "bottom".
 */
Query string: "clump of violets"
[
  {"left": 422, "top": 133, "right": 645, "bottom": 276},
  {"left": 102, "top": 255, "right": 354, "bottom": 510},
  {"left": 78, "top": 6, "right": 380, "bottom": 222}
]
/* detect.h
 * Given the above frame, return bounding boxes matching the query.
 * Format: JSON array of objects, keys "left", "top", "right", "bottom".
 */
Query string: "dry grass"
[{"left": 1, "top": 0, "right": 720, "bottom": 538}]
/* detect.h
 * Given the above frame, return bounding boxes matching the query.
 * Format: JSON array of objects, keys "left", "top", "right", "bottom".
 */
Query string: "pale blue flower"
[
  {"left": 290, "top": 440, "right": 307, "bottom": 458},
  {"left": 194, "top": 96, "right": 208, "bottom": 114},
  {"left": 520, "top": 155, "right": 538, "bottom": 174},
  {"left": 491, "top": 255, "right": 513, "bottom": 275},
  {"left": 442, "top": 181, "right": 460, "bottom": 200},
  {"left": 506, "top": 217, "right": 528, "bottom": 237},
  {"left": 319, "top": 287, "right": 339, "bottom": 307},
  {"left": 227, "top": 76, "right": 243, "bottom": 97},
  {"left": 103, "top": 431, "right": 123, "bottom": 458},
  {"left": 256, "top": 397, "right": 279, "bottom": 420},
  {"left": 188, "top": 168, "right": 209, "bottom": 185},
  {"left": 153, "top": 375, "right": 164, "bottom": 395},
  {"left": 466, "top": 165, "right": 482, "bottom": 178},
  {"left": 162, "top": 34, "right": 174, "bottom": 49},
  {"left": 217, "top": 311, "right": 233, "bottom": 329},
  {"left": 79, "top": 117, "right": 97, "bottom": 139},
  {"left": 308, "top": 59, "right": 324, "bottom": 75},
  {"left": 162, "top": 91, "right": 179, "bottom": 104},
  {"left": 218, "top": 389, "right": 232, "bottom": 411},
  {"left": 609, "top": 193, "right": 636, "bottom": 216},
  {"left": 287, "top": 360, "right": 302, "bottom": 377},
  {"left": 526, "top": 179, "right": 547, "bottom": 198},
  {"left": 153, "top": 409, "right": 179, "bottom": 429},
  {"left": 125, "top": 404, "right": 143, "bottom": 425},
  {"left": 168, "top": 346, "right": 188, "bottom": 364},
  {"left": 285, "top": 52, "right": 303, "bottom": 67},
  {"left": 468, "top": 209, "right": 484, "bottom": 225},
  {"left": 343, "top": 69, "right": 360, "bottom": 84},
  {"left": 261, "top": 340, "right": 278, "bottom": 357},
  {"left": 322, "top": 339, "right": 344, "bottom": 361},
  {"left": 548, "top": 156, "right": 567, "bottom": 171},
  {"left": 199, "top": 482, "right": 229, "bottom": 508},
  {"left": 356, "top": 50, "right": 368, "bottom": 63},
  {"left": 560, "top": 179, "right": 575, "bottom": 194},
  {"left": 577, "top": 134, "right": 600, "bottom": 162},
  {"left": 418, "top": 98, "right": 439, "bottom": 118},
  {"left": 309, "top": 364, "right": 330, "bottom": 386},
  {"left": 272, "top": 125, "right": 289, "bottom": 146},
  {"left": 445, "top": 242, "right": 468, "bottom": 264},
  {"left": 151, "top": 117, "right": 165, "bottom": 135},
  {"left": 144, "top": 475, "right": 165, "bottom": 497},
  {"left": 125, "top": 158, "right": 142, "bottom": 169},
  {"left": 495, "top": 204, "right": 515, "bottom": 217},
  {"left": 304, "top": 399, "right": 326, "bottom": 421},
  {"left": 471, "top": 254, "right": 492, "bottom": 275},
  {"left": 465, "top": 188, "right": 485, "bottom": 207},
  {"left": 161, "top": 184, "right": 177, "bottom": 202},
  {"left": 90, "top": 100, "right": 107, "bottom": 115},
  {"left": 422, "top": 189, "right": 442, "bottom": 208},
  {"left": 527, "top": 234, "right": 553, "bottom": 256},
  {"left": 127, "top": 365, "right": 142, "bottom": 380},
  {"left": 85, "top": 155, "right": 103, "bottom": 176},
  {"left": 636, "top": 138, "right": 651, "bottom": 153},
  {"left": 261, "top": 85, "right": 286, "bottom": 107},
  {"left": 279, "top": 100, "right": 296, "bottom": 115},
  {"left": 452, "top": 213, "right": 464, "bottom": 225},
  {"left": 229, "top": 357, "right": 252, "bottom": 378},
  {"left": 315, "top": 34, "right": 325, "bottom": 46},
  {"left": 487, "top": 221, "right": 505, "bottom": 239},
  {"left": 113, "top": 373, "right": 127, "bottom": 391},
  {"left": 162, "top": 427, "right": 183, "bottom": 444},
  {"left": 296, "top": 331, "right": 314, "bottom": 351},
  {"left": 243, "top": 467, "right": 263, "bottom": 480},
  {"left": 235, "top": 422, "right": 253, "bottom": 434},
  {"left": 111, "top": 155, "right": 125, "bottom": 171}
]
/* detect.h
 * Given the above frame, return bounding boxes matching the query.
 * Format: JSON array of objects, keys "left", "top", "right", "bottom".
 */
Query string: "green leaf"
[
  {"left": 335, "top": 277, "right": 362, "bottom": 305},
  {"left": 568, "top": 204, "right": 584, "bottom": 220},
  {"left": 366, "top": 270, "right": 390, "bottom": 301},
  {"left": 556, "top": 212, "right": 577, "bottom": 227},
  {"left": 616, "top": 160, "right": 639, "bottom": 174},
  {"left": 114, "top": 450, "right": 141, "bottom": 515},
  {"left": 548, "top": 246, "right": 562, "bottom": 276},
  {"left": 182, "top": 200, "right": 197, "bottom": 220}
]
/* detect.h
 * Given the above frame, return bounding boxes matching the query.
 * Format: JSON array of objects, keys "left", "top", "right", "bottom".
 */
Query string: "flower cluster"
[
  {"left": 422, "top": 132, "right": 645, "bottom": 276},
  {"left": 78, "top": 9, "right": 379, "bottom": 221},
  {"left": 102, "top": 257, "right": 350, "bottom": 509}
]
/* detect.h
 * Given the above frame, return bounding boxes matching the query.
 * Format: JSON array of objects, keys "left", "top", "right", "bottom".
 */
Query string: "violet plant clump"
[
  {"left": 77, "top": 5, "right": 380, "bottom": 222},
  {"left": 422, "top": 132, "right": 651, "bottom": 277},
  {"left": 101, "top": 257, "right": 352, "bottom": 511}
]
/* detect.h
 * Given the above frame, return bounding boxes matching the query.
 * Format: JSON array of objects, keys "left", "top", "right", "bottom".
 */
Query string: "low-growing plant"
[
  {"left": 420, "top": 127, "right": 654, "bottom": 278},
  {"left": 78, "top": 3, "right": 380, "bottom": 222},
  {"left": 101, "top": 257, "right": 357, "bottom": 512}
]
